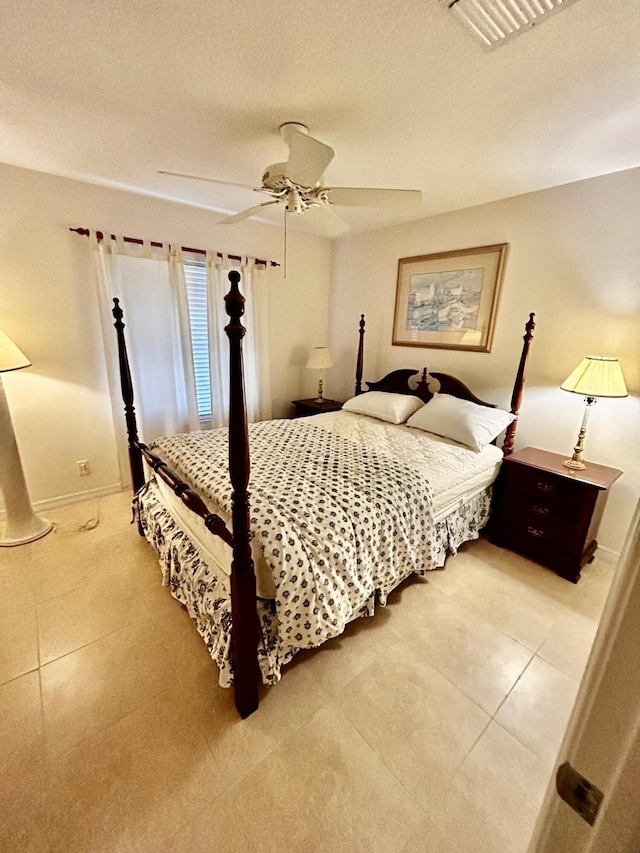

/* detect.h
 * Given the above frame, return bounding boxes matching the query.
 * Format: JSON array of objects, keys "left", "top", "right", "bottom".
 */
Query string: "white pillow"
[
  {"left": 342, "top": 391, "right": 425, "bottom": 424},
  {"left": 405, "top": 393, "right": 514, "bottom": 451}
]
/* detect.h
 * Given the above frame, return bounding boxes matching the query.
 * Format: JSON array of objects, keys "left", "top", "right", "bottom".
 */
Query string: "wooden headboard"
[
  {"left": 366, "top": 367, "right": 496, "bottom": 408},
  {"left": 353, "top": 312, "right": 536, "bottom": 456}
]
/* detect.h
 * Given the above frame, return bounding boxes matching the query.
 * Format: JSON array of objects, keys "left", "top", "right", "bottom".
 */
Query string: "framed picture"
[{"left": 392, "top": 243, "right": 509, "bottom": 352}]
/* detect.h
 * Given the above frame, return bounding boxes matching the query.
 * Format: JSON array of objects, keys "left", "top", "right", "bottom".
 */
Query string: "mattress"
[{"left": 150, "top": 410, "right": 502, "bottom": 600}]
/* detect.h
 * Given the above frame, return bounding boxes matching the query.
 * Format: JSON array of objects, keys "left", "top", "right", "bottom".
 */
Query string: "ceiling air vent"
[{"left": 446, "top": 0, "right": 581, "bottom": 47}]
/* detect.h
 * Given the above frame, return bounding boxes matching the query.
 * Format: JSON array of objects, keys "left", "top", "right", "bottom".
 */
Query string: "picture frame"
[{"left": 392, "top": 243, "right": 509, "bottom": 352}]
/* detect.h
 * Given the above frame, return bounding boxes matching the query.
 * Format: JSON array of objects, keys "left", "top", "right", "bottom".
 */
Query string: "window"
[{"left": 183, "top": 261, "right": 212, "bottom": 423}]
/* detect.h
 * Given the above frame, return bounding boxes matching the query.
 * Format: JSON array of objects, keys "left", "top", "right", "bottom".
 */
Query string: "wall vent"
[{"left": 445, "top": 0, "right": 581, "bottom": 47}]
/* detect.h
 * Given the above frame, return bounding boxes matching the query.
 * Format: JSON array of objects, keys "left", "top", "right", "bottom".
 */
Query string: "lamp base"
[
  {"left": 0, "top": 516, "right": 53, "bottom": 547},
  {"left": 563, "top": 423, "right": 588, "bottom": 471},
  {"left": 563, "top": 458, "right": 586, "bottom": 471},
  {"left": 0, "top": 378, "right": 54, "bottom": 547}
]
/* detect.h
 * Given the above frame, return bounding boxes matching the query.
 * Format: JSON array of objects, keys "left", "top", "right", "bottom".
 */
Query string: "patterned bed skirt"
[{"left": 134, "top": 481, "right": 493, "bottom": 687}]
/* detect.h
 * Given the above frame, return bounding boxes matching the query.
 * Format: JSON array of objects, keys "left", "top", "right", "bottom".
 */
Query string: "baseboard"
[
  {"left": 36, "top": 483, "right": 126, "bottom": 513},
  {"left": 0, "top": 482, "right": 125, "bottom": 520},
  {"left": 597, "top": 544, "right": 621, "bottom": 560}
]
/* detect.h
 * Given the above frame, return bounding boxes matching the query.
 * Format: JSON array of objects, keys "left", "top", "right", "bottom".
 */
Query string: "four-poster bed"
[{"left": 113, "top": 271, "right": 535, "bottom": 718}]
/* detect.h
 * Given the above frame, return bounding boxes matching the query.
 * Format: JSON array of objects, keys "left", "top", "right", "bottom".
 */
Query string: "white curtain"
[
  {"left": 207, "top": 254, "right": 273, "bottom": 427},
  {"left": 92, "top": 234, "right": 274, "bottom": 486},
  {"left": 92, "top": 235, "right": 200, "bottom": 486}
]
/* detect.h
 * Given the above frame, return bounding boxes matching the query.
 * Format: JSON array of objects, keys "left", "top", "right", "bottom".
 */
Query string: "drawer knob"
[
  {"left": 536, "top": 482, "right": 554, "bottom": 493},
  {"left": 533, "top": 504, "right": 550, "bottom": 516},
  {"left": 527, "top": 526, "right": 545, "bottom": 539}
]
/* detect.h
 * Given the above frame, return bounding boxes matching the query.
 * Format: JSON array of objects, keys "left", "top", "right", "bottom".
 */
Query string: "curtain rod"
[{"left": 69, "top": 228, "right": 280, "bottom": 267}]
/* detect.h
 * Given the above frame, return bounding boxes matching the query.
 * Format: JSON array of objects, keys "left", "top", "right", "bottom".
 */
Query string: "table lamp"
[
  {"left": 306, "top": 347, "right": 334, "bottom": 403},
  {"left": 560, "top": 355, "right": 628, "bottom": 470},
  {"left": 0, "top": 329, "right": 52, "bottom": 546}
]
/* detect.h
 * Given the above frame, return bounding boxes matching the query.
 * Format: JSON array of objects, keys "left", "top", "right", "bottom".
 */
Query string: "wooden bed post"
[
  {"left": 502, "top": 312, "right": 536, "bottom": 456},
  {"left": 112, "top": 298, "right": 145, "bottom": 494},
  {"left": 224, "top": 271, "right": 261, "bottom": 719},
  {"left": 355, "top": 314, "right": 365, "bottom": 396}
]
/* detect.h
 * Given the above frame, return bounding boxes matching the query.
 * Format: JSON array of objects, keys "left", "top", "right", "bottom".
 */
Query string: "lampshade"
[
  {"left": 0, "top": 328, "right": 31, "bottom": 373},
  {"left": 561, "top": 356, "right": 628, "bottom": 399},
  {"left": 306, "top": 347, "right": 334, "bottom": 371}
]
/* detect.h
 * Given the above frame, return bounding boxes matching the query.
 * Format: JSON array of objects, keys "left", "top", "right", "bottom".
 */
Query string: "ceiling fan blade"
[
  {"left": 325, "top": 187, "right": 422, "bottom": 207},
  {"left": 285, "top": 130, "right": 335, "bottom": 187},
  {"left": 159, "top": 170, "right": 257, "bottom": 191},
  {"left": 217, "top": 199, "right": 282, "bottom": 225},
  {"left": 296, "top": 203, "right": 351, "bottom": 238}
]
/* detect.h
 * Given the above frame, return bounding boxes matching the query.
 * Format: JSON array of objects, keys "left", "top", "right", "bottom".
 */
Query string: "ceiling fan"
[{"left": 159, "top": 122, "right": 422, "bottom": 236}]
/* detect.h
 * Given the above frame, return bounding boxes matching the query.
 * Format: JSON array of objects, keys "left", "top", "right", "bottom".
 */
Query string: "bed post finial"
[
  {"left": 415, "top": 367, "right": 432, "bottom": 400},
  {"left": 355, "top": 314, "right": 365, "bottom": 396},
  {"left": 224, "top": 269, "right": 261, "bottom": 719},
  {"left": 502, "top": 312, "right": 536, "bottom": 457},
  {"left": 112, "top": 298, "right": 145, "bottom": 494}
]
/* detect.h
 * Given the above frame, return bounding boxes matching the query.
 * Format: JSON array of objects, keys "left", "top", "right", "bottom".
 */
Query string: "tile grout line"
[
  {"left": 397, "top": 601, "right": 536, "bottom": 719},
  {"left": 38, "top": 611, "right": 160, "bottom": 670},
  {"left": 491, "top": 648, "right": 537, "bottom": 720}
]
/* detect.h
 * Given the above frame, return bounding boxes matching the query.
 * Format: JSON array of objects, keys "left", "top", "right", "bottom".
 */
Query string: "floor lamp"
[{"left": 0, "top": 329, "right": 52, "bottom": 546}]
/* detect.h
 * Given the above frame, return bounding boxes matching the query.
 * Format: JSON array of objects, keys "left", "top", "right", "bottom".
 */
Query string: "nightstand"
[
  {"left": 491, "top": 447, "right": 622, "bottom": 583},
  {"left": 292, "top": 398, "right": 344, "bottom": 418}
]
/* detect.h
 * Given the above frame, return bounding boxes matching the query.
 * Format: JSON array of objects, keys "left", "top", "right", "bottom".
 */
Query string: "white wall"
[
  {"left": 329, "top": 168, "right": 640, "bottom": 553},
  {"left": 0, "top": 163, "right": 331, "bottom": 510}
]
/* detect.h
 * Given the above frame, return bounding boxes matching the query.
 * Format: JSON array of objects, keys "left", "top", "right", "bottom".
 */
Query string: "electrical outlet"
[{"left": 77, "top": 460, "right": 90, "bottom": 476}]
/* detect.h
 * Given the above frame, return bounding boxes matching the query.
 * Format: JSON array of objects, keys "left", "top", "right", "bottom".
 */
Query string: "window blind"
[{"left": 183, "top": 262, "right": 212, "bottom": 422}]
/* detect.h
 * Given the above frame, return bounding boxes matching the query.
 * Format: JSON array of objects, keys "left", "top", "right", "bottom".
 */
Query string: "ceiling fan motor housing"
[{"left": 261, "top": 162, "right": 290, "bottom": 190}]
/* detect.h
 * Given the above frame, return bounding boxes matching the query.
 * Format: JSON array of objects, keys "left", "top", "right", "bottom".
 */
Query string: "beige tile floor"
[{"left": 0, "top": 491, "right": 617, "bottom": 853}]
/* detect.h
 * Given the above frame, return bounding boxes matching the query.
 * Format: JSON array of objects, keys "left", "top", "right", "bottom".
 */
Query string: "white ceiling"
[{"left": 2, "top": 0, "right": 639, "bottom": 237}]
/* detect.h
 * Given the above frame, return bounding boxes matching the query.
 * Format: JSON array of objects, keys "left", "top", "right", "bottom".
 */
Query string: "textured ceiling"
[{"left": 2, "top": 0, "right": 639, "bottom": 237}]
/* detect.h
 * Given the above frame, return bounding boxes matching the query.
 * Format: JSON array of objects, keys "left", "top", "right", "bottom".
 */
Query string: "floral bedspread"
[{"left": 144, "top": 419, "right": 442, "bottom": 682}]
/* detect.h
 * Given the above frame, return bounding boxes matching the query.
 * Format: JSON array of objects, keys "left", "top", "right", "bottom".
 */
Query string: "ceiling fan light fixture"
[
  {"left": 287, "top": 189, "right": 305, "bottom": 215},
  {"left": 445, "top": 0, "right": 582, "bottom": 47}
]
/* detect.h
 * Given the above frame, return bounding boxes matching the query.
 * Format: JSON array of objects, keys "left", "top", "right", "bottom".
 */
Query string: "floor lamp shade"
[
  {"left": 560, "top": 355, "right": 628, "bottom": 470},
  {"left": 0, "top": 329, "right": 53, "bottom": 546}
]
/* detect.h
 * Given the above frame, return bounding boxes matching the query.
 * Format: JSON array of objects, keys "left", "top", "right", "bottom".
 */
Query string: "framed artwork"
[{"left": 392, "top": 243, "right": 509, "bottom": 352}]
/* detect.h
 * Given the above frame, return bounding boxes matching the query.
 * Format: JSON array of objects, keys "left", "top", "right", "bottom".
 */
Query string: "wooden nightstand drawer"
[
  {"left": 507, "top": 467, "right": 592, "bottom": 526},
  {"left": 491, "top": 447, "right": 622, "bottom": 583},
  {"left": 498, "top": 509, "right": 577, "bottom": 557}
]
